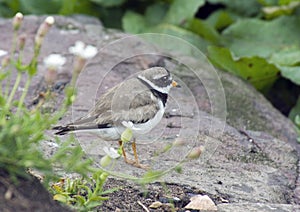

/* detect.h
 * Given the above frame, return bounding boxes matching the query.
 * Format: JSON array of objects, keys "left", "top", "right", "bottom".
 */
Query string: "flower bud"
[
  {"left": 1, "top": 56, "right": 10, "bottom": 68},
  {"left": 100, "top": 155, "right": 112, "bottom": 167},
  {"left": 44, "top": 68, "right": 57, "bottom": 86},
  {"left": 187, "top": 146, "right": 204, "bottom": 160},
  {"left": 73, "top": 57, "right": 86, "bottom": 77},
  {"left": 100, "top": 172, "right": 108, "bottom": 181},
  {"left": 35, "top": 16, "right": 55, "bottom": 48},
  {"left": 13, "top": 12, "right": 23, "bottom": 31},
  {"left": 18, "top": 34, "right": 26, "bottom": 51},
  {"left": 173, "top": 137, "right": 186, "bottom": 146},
  {"left": 121, "top": 128, "right": 133, "bottom": 142}
]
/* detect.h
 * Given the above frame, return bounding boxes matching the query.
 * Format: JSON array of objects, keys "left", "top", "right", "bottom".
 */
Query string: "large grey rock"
[{"left": 1, "top": 15, "right": 299, "bottom": 210}]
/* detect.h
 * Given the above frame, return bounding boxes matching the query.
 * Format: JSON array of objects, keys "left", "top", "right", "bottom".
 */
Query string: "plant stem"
[
  {"left": 17, "top": 76, "right": 31, "bottom": 114},
  {"left": 5, "top": 30, "right": 18, "bottom": 100},
  {"left": 6, "top": 71, "right": 22, "bottom": 108}
]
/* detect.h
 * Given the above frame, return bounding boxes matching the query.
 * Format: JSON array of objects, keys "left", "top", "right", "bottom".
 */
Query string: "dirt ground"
[
  {"left": 98, "top": 178, "right": 228, "bottom": 211},
  {"left": 0, "top": 170, "right": 72, "bottom": 212}
]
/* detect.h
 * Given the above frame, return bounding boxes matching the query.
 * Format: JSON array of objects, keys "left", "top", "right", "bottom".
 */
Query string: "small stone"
[
  {"left": 115, "top": 207, "right": 121, "bottom": 212},
  {"left": 184, "top": 195, "right": 217, "bottom": 211},
  {"left": 149, "top": 201, "right": 163, "bottom": 209}
]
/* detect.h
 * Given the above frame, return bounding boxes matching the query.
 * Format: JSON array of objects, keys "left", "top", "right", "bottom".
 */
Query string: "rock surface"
[{"left": 0, "top": 15, "right": 299, "bottom": 211}]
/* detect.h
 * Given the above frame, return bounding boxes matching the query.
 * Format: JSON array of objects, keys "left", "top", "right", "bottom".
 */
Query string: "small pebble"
[
  {"left": 184, "top": 195, "right": 217, "bottom": 211},
  {"left": 149, "top": 201, "right": 163, "bottom": 209}
]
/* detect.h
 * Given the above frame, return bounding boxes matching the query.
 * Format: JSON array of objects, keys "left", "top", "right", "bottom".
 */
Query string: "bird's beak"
[{"left": 172, "top": 80, "right": 180, "bottom": 87}]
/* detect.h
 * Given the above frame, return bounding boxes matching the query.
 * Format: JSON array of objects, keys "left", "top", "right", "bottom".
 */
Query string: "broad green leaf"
[
  {"left": 164, "top": 0, "right": 205, "bottom": 25},
  {"left": 151, "top": 23, "right": 209, "bottom": 53},
  {"left": 208, "top": 46, "right": 279, "bottom": 91},
  {"left": 19, "top": 0, "right": 61, "bottom": 14},
  {"left": 122, "top": 11, "right": 148, "bottom": 33},
  {"left": 90, "top": 0, "right": 126, "bottom": 7},
  {"left": 2, "top": 0, "right": 20, "bottom": 15},
  {"left": 59, "top": 0, "right": 96, "bottom": 15},
  {"left": 289, "top": 97, "right": 300, "bottom": 124},
  {"left": 262, "top": 1, "right": 300, "bottom": 19},
  {"left": 53, "top": 194, "right": 69, "bottom": 203},
  {"left": 186, "top": 18, "right": 222, "bottom": 44},
  {"left": 270, "top": 48, "right": 300, "bottom": 66},
  {"left": 207, "top": 0, "right": 261, "bottom": 16},
  {"left": 205, "top": 10, "right": 235, "bottom": 30},
  {"left": 222, "top": 16, "right": 300, "bottom": 59},
  {"left": 74, "top": 195, "right": 86, "bottom": 205},
  {"left": 278, "top": 66, "right": 300, "bottom": 85},
  {"left": 99, "top": 7, "right": 124, "bottom": 28},
  {"left": 257, "top": 0, "right": 278, "bottom": 6},
  {"left": 145, "top": 2, "right": 168, "bottom": 26}
]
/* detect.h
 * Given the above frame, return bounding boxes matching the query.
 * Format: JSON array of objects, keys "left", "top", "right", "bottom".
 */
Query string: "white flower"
[
  {"left": 69, "top": 41, "right": 98, "bottom": 59},
  {"left": 0, "top": 49, "right": 8, "bottom": 57},
  {"left": 43, "top": 54, "right": 66, "bottom": 70},
  {"left": 45, "top": 16, "right": 55, "bottom": 25},
  {"left": 103, "top": 147, "right": 120, "bottom": 159},
  {"left": 13, "top": 12, "right": 23, "bottom": 30}
]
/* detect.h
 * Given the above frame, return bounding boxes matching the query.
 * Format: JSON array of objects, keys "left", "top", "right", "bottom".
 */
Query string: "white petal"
[
  {"left": 82, "top": 45, "right": 98, "bottom": 59},
  {"left": 0, "top": 49, "right": 8, "bottom": 57},
  {"left": 43, "top": 54, "right": 66, "bottom": 69},
  {"left": 122, "top": 121, "right": 134, "bottom": 129},
  {"left": 45, "top": 16, "right": 55, "bottom": 25},
  {"left": 103, "top": 147, "right": 120, "bottom": 159},
  {"left": 69, "top": 41, "right": 85, "bottom": 55}
]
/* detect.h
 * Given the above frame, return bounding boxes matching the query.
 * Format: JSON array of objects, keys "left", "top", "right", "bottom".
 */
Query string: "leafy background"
[{"left": 1, "top": 0, "right": 300, "bottom": 126}]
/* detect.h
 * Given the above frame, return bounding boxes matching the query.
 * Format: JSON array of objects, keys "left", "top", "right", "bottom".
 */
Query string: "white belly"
[{"left": 122, "top": 101, "right": 165, "bottom": 135}]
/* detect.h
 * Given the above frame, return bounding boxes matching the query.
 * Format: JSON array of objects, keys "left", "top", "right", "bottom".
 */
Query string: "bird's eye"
[{"left": 162, "top": 76, "right": 168, "bottom": 81}]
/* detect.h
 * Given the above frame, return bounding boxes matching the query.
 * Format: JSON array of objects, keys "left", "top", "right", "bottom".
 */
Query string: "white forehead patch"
[{"left": 138, "top": 75, "right": 172, "bottom": 94}]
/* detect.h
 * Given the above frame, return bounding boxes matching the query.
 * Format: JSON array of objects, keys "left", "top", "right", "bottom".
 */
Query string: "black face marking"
[
  {"left": 137, "top": 78, "right": 168, "bottom": 106},
  {"left": 150, "top": 88, "right": 168, "bottom": 106},
  {"left": 153, "top": 73, "right": 172, "bottom": 87}
]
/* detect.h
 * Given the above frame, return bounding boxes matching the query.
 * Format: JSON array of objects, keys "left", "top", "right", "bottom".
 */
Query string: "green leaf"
[
  {"left": 90, "top": 0, "right": 126, "bottom": 7},
  {"left": 122, "top": 11, "right": 148, "bottom": 33},
  {"left": 1, "top": 0, "right": 20, "bottom": 16},
  {"left": 222, "top": 16, "right": 300, "bottom": 59},
  {"left": 207, "top": 0, "right": 261, "bottom": 16},
  {"left": 205, "top": 10, "right": 235, "bottom": 30},
  {"left": 208, "top": 46, "right": 280, "bottom": 91},
  {"left": 270, "top": 48, "right": 300, "bottom": 66},
  {"left": 186, "top": 18, "right": 222, "bottom": 44},
  {"left": 278, "top": 66, "right": 300, "bottom": 85},
  {"left": 99, "top": 7, "right": 124, "bottom": 28},
  {"left": 145, "top": 2, "right": 168, "bottom": 26},
  {"left": 262, "top": 1, "right": 300, "bottom": 19},
  {"left": 289, "top": 97, "right": 300, "bottom": 124},
  {"left": 74, "top": 195, "right": 86, "bottom": 205},
  {"left": 151, "top": 23, "right": 209, "bottom": 53},
  {"left": 19, "top": 0, "right": 61, "bottom": 14},
  {"left": 53, "top": 194, "right": 69, "bottom": 203},
  {"left": 59, "top": 0, "right": 96, "bottom": 15},
  {"left": 222, "top": 16, "right": 300, "bottom": 86},
  {"left": 164, "top": 0, "right": 205, "bottom": 25}
]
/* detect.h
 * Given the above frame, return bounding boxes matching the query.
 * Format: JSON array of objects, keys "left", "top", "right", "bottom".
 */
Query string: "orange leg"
[
  {"left": 119, "top": 140, "right": 149, "bottom": 170},
  {"left": 132, "top": 139, "right": 139, "bottom": 164}
]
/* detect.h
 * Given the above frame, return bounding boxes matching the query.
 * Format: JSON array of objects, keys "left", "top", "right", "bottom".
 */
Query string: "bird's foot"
[{"left": 124, "top": 158, "right": 150, "bottom": 170}]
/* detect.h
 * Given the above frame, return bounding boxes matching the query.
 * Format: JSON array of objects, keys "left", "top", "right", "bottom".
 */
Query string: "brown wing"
[{"left": 71, "top": 78, "right": 160, "bottom": 127}]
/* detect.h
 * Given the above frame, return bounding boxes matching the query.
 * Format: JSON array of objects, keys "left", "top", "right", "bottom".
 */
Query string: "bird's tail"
[
  {"left": 53, "top": 123, "right": 110, "bottom": 135},
  {"left": 52, "top": 125, "right": 76, "bottom": 135}
]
